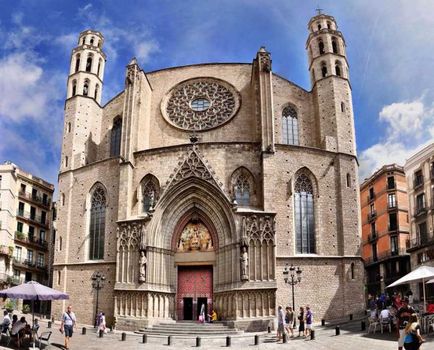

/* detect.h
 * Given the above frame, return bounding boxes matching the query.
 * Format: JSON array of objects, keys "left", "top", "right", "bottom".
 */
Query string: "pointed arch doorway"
[{"left": 173, "top": 212, "right": 217, "bottom": 321}]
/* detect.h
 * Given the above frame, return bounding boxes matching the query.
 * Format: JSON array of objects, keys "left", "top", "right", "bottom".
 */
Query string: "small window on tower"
[
  {"left": 341, "top": 102, "right": 345, "bottom": 112},
  {"left": 83, "top": 80, "right": 89, "bottom": 96},
  {"left": 72, "top": 80, "right": 77, "bottom": 96},
  {"left": 332, "top": 38, "right": 338, "bottom": 54},
  {"left": 67, "top": 122, "right": 71, "bottom": 133},
  {"left": 82, "top": 37, "right": 86, "bottom": 45},
  {"left": 321, "top": 63, "right": 327, "bottom": 78},
  {"left": 86, "top": 55, "right": 93, "bottom": 72},
  {"left": 319, "top": 40, "right": 325, "bottom": 55},
  {"left": 90, "top": 37, "right": 94, "bottom": 46},
  {"left": 327, "top": 21, "right": 332, "bottom": 29},
  {"left": 335, "top": 61, "right": 342, "bottom": 77},
  {"left": 317, "top": 23, "right": 322, "bottom": 31},
  {"left": 65, "top": 156, "right": 68, "bottom": 167},
  {"left": 97, "top": 59, "right": 102, "bottom": 76},
  {"left": 94, "top": 84, "right": 99, "bottom": 100},
  {"left": 346, "top": 173, "right": 351, "bottom": 188},
  {"left": 75, "top": 54, "right": 80, "bottom": 72}
]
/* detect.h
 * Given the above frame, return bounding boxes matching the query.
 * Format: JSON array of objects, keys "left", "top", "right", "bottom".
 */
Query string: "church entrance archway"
[{"left": 174, "top": 218, "right": 216, "bottom": 321}]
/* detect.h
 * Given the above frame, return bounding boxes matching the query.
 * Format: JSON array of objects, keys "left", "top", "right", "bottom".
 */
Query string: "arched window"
[
  {"left": 86, "top": 55, "right": 93, "bottom": 72},
  {"left": 321, "top": 63, "right": 327, "bottom": 78},
  {"left": 72, "top": 80, "right": 77, "bottom": 96},
  {"left": 83, "top": 80, "right": 89, "bottom": 96},
  {"left": 294, "top": 172, "right": 315, "bottom": 254},
  {"left": 341, "top": 102, "right": 345, "bottom": 112},
  {"left": 75, "top": 54, "right": 80, "bottom": 72},
  {"left": 327, "top": 21, "right": 332, "bottom": 29},
  {"left": 335, "top": 61, "right": 342, "bottom": 77},
  {"left": 332, "top": 38, "right": 338, "bottom": 54},
  {"left": 141, "top": 175, "right": 160, "bottom": 213},
  {"left": 234, "top": 174, "right": 250, "bottom": 206},
  {"left": 110, "top": 117, "right": 122, "bottom": 157},
  {"left": 317, "top": 23, "right": 321, "bottom": 31},
  {"left": 90, "top": 37, "right": 94, "bottom": 46},
  {"left": 282, "top": 105, "right": 299, "bottom": 145},
  {"left": 97, "top": 59, "right": 102, "bottom": 76},
  {"left": 82, "top": 37, "right": 86, "bottom": 45},
  {"left": 89, "top": 186, "right": 106, "bottom": 260},
  {"left": 94, "top": 84, "right": 99, "bottom": 100},
  {"left": 350, "top": 262, "right": 355, "bottom": 280},
  {"left": 318, "top": 40, "right": 325, "bottom": 55}
]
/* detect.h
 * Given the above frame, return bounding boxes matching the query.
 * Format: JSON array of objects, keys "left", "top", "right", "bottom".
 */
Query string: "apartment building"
[
  {"left": 405, "top": 143, "right": 434, "bottom": 303},
  {"left": 0, "top": 161, "right": 54, "bottom": 311},
  {"left": 360, "top": 164, "right": 410, "bottom": 295}
]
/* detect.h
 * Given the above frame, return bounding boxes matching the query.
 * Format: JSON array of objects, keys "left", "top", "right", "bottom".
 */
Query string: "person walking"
[
  {"left": 276, "top": 305, "right": 285, "bottom": 342},
  {"left": 403, "top": 313, "right": 424, "bottom": 350},
  {"left": 284, "top": 306, "right": 294, "bottom": 338},
  {"left": 60, "top": 305, "right": 76, "bottom": 350},
  {"left": 298, "top": 306, "right": 305, "bottom": 337},
  {"left": 305, "top": 305, "right": 313, "bottom": 337}
]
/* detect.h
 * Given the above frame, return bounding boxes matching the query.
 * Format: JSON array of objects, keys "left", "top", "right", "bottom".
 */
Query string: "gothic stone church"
[{"left": 53, "top": 13, "right": 364, "bottom": 330}]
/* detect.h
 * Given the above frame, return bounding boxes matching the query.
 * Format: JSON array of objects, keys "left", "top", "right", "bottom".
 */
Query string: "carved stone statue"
[
  {"left": 240, "top": 245, "right": 249, "bottom": 281},
  {"left": 139, "top": 249, "right": 147, "bottom": 283}
]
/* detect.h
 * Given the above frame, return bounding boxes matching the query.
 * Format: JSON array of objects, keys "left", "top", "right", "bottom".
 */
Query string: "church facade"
[{"left": 53, "top": 13, "right": 364, "bottom": 330}]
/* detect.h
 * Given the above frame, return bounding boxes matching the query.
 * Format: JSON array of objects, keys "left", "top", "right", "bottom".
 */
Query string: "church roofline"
[{"left": 144, "top": 62, "right": 252, "bottom": 76}]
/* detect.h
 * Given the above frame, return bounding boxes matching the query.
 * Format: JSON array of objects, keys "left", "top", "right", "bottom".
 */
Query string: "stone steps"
[{"left": 136, "top": 321, "right": 243, "bottom": 336}]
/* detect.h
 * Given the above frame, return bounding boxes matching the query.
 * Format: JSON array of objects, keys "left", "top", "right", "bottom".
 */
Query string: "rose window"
[{"left": 161, "top": 78, "right": 240, "bottom": 131}]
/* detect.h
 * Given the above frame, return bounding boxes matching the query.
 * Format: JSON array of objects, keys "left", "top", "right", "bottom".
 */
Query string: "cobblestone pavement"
[{"left": 0, "top": 319, "right": 432, "bottom": 350}]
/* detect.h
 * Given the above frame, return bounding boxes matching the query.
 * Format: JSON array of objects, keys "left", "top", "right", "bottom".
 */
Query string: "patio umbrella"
[
  {"left": 0, "top": 280, "right": 69, "bottom": 349},
  {"left": 386, "top": 265, "right": 434, "bottom": 313}
]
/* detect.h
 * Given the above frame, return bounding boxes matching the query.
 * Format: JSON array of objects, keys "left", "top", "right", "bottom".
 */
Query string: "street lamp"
[
  {"left": 91, "top": 271, "right": 106, "bottom": 327},
  {"left": 283, "top": 264, "right": 302, "bottom": 313}
]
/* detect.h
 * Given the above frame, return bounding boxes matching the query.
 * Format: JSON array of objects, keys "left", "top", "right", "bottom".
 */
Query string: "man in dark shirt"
[{"left": 396, "top": 297, "right": 415, "bottom": 350}]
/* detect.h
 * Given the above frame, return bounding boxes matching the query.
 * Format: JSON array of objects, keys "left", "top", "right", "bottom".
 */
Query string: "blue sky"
[{"left": 1, "top": 0, "right": 434, "bottom": 190}]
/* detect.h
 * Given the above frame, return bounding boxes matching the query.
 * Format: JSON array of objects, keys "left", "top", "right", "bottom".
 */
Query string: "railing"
[
  {"left": 368, "top": 232, "right": 378, "bottom": 242},
  {"left": 367, "top": 193, "right": 376, "bottom": 202},
  {"left": 406, "top": 234, "right": 432, "bottom": 249},
  {"left": 18, "top": 191, "right": 51, "bottom": 208},
  {"left": 14, "top": 232, "right": 48, "bottom": 249},
  {"left": 414, "top": 177, "right": 424, "bottom": 190},
  {"left": 0, "top": 245, "right": 13, "bottom": 256},
  {"left": 364, "top": 248, "right": 408, "bottom": 265},
  {"left": 415, "top": 204, "right": 427, "bottom": 216},
  {"left": 386, "top": 183, "right": 396, "bottom": 190},
  {"left": 0, "top": 273, "right": 23, "bottom": 285},
  {"left": 367, "top": 211, "right": 377, "bottom": 221},
  {"left": 12, "top": 258, "right": 47, "bottom": 271},
  {"left": 16, "top": 210, "right": 49, "bottom": 227},
  {"left": 388, "top": 225, "right": 398, "bottom": 233}
]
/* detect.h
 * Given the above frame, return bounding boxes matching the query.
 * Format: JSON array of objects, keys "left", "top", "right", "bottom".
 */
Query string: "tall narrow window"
[
  {"left": 388, "top": 193, "right": 397, "bottom": 209},
  {"left": 321, "top": 63, "right": 327, "bottom": 77},
  {"left": 234, "top": 174, "right": 250, "bottom": 206},
  {"left": 90, "top": 37, "right": 94, "bottom": 46},
  {"left": 332, "top": 38, "right": 338, "bottom": 54},
  {"left": 110, "top": 118, "right": 122, "bottom": 157},
  {"left": 317, "top": 23, "right": 322, "bottom": 31},
  {"left": 94, "top": 84, "right": 99, "bottom": 100},
  {"left": 294, "top": 173, "right": 315, "bottom": 254},
  {"left": 319, "top": 40, "right": 325, "bottom": 54},
  {"left": 97, "top": 59, "right": 102, "bottom": 77},
  {"left": 75, "top": 55, "right": 80, "bottom": 72},
  {"left": 327, "top": 21, "right": 332, "bottom": 29},
  {"left": 89, "top": 186, "right": 106, "bottom": 260},
  {"left": 83, "top": 81, "right": 89, "bottom": 96},
  {"left": 65, "top": 156, "right": 69, "bottom": 167},
  {"left": 72, "top": 80, "right": 77, "bottom": 96},
  {"left": 86, "top": 55, "right": 93, "bottom": 72},
  {"left": 350, "top": 263, "right": 355, "bottom": 280},
  {"left": 341, "top": 102, "right": 345, "bottom": 112},
  {"left": 391, "top": 236, "right": 398, "bottom": 255},
  {"left": 282, "top": 105, "right": 299, "bottom": 145},
  {"left": 335, "top": 61, "right": 342, "bottom": 77},
  {"left": 142, "top": 181, "right": 156, "bottom": 212},
  {"left": 346, "top": 173, "right": 351, "bottom": 188}
]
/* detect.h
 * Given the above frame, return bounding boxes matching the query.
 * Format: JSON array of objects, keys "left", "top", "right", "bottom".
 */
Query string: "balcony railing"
[
  {"left": 14, "top": 232, "right": 48, "bottom": 250},
  {"left": 364, "top": 248, "right": 408, "bottom": 265},
  {"left": 16, "top": 210, "right": 49, "bottom": 228},
  {"left": 414, "top": 177, "right": 424, "bottom": 190},
  {"left": 367, "top": 193, "right": 376, "bottom": 202},
  {"left": 406, "top": 234, "right": 432, "bottom": 249},
  {"left": 367, "top": 211, "right": 377, "bottom": 222},
  {"left": 368, "top": 232, "right": 378, "bottom": 242},
  {"left": 386, "top": 183, "right": 396, "bottom": 190},
  {"left": 18, "top": 191, "right": 51, "bottom": 208},
  {"left": 12, "top": 258, "right": 47, "bottom": 271},
  {"left": 415, "top": 204, "right": 427, "bottom": 216},
  {"left": 388, "top": 225, "right": 399, "bottom": 233}
]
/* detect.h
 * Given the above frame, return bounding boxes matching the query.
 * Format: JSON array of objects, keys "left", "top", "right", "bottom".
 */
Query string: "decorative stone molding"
[
  {"left": 161, "top": 78, "right": 241, "bottom": 131},
  {"left": 241, "top": 214, "right": 275, "bottom": 243}
]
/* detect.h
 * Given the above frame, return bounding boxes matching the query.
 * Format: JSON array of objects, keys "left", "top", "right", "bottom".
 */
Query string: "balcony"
[
  {"left": 415, "top": 204, "right": 427, "bottom": 217},
  {"left": 388, "top": 225, "right": 399, "bottom": 234},
  {"left": 388, "top": 202, "right": 398, "bottom": 211},
  {"left": 368, "top": 232, "right": 378, "bottom": 242},
  {"left": 12, "top": 258, "right": 47, "bottom": 272},
  {"left": 0, "top": 245, "right": 13, "bottom": 257},
  {"left": 367, "top": 193, "right": 376, "bottom": 203},
  {"left": 367, "top": 211, "right": 377, "bottom": 222},
  {"left": 14, "top": 231, "right": 48, "bottom": 250},
  {"left": 364, "top": 248, "right": 408, "bottom": 265},
  {"left": 406, "top": 233, "right": 433, "bottom": 251},
  {"left": 16, "top": 210, "right": 49, "bottom": 228},
  {"left": 18, "top": 191, "right": 51, "bottom": 208},
  {"left": 386, "top": 183, "right": 396, "bottom": 191},
  {"left": 414, "top": 177, "right": 424, "bottom": 190}
]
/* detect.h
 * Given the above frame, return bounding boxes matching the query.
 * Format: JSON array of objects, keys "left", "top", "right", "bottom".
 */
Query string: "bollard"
[
  {"left": 349, "top": 314, "right": 353, "bottom": 321},
  {"left": 196, "top": 336, "right": 201, "bottom": 347},
  {"left": 311, "top": 329, "right": 315, "bottom": 340},
  {"left": 335, "top": 326, "right": 340, "bottom": 336},
  {"left": 142, "top": 334, "right": 147, "bottom": 343},
  {"left": 167, "top": 335, "right": 171, "bottom": 346},
  {"left": 99, "top": 329, "right": 104, "bottom": 338},
  {"left": 361, "top": 321, "right": 366, "bottom": 331},
  {"left": 226, "top": 336, "right": 231, "bottom": 347},
  {"left": 282, "top": 333, "right": 287, "bottom": 343},
  {"left": 121, "top": 332, "right": 126, "bottom": 341},
  {"left": 109, "top": 325, "right": 113, "bottom": 332},
  {"left": 254, "top": 334, "right": 259, "bottom": 345},
  {"left": 267, "top": 326, "right": 271, "bottom": 333},
  {"left": 321, "top": 319, "right": 325, "bottom": 326},
  {"left": 82, "top": 327, "right": 86, "bottom": 335}
]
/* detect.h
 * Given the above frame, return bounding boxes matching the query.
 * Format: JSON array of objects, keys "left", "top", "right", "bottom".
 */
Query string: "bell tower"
[
  {"left": 67, "top": 30, "right": 106, "bottom": 104},
  {"left": 61, "top": 30, "right": 106, "bottom": 172},
  {"left": 307, "top": 12, "right": 356, "bottom": 155}
]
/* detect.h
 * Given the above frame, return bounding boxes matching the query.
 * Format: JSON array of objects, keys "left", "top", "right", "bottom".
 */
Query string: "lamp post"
[
  {"left": 91, "top": 271, "right": 106, "bottom": 327},
  {"left": 283, "top": 264, "right": 302, "bottom": 313}
]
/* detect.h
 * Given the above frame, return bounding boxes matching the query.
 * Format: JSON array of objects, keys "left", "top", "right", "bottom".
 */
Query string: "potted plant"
[
  {"left": 5, "top": 300, "right": 14, "bottom": 313},
  {"left": 22, "top": 304, "right": 31, "bottom": 314}
]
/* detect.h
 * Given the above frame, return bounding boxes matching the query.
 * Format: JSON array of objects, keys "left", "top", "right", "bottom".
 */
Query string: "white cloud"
[{"left": 359, "top": 98, "right": 434, "bottom": 180}]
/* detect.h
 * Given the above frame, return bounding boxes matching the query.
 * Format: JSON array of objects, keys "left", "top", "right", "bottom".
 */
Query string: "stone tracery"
[{"left": 162, "top": 78, "right": 240, "bottom": 131}]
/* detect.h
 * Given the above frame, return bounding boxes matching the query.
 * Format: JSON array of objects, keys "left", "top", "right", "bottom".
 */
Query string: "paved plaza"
[{"left": 0, "top": 319, "right": 433, "bottom": 350}]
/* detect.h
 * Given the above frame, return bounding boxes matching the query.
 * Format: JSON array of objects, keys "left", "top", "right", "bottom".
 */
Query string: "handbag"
[{"left": 198, "top": 315, "right": 204, "bottom": 322}]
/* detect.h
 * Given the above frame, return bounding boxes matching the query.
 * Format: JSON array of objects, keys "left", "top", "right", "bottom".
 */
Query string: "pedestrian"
[
  {"left": 0, "top": 310, "right": 11, "bottom": 333},
  {"left": 396, "top": 297, "right": 416, "bottom": 350},
  {"left": 199, "top": 303, "right": 206, "bottom": 323},
  {"left": 298, "top": 306, "right": 305, "bottom": 337},
  {"left": 305, "top": 305, "right": 313, "bottom": 337},
  {"left": 97, "top": 312, "right": 107, "bottom": 335},
  {"left": 403, "top": 313, "right": 424, "bottom": 350},
  {"left": 60, "top": 304, "right": 76, "bottom": 350},
  {"left": 284, "top": 306, "right": 294, "bottom": 337},
  {"left": 276, "top": 305, "right": 285, "bottom": 341}
]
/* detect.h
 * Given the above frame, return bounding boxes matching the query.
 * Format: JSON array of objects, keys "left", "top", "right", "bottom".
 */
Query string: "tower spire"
[{"left": 315, "top": 6, "right": 323, "bottom": 15}]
